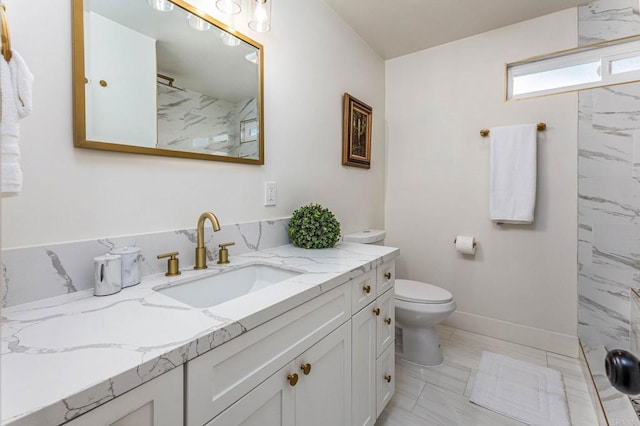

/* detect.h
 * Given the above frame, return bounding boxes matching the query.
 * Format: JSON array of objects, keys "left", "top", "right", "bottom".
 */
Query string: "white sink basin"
[{"left": 156, "top": 265, "right": 302, "bottom": 309}]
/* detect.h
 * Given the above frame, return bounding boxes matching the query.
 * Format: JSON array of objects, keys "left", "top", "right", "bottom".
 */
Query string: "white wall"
[
  {"left": 386, "top": 9, "right": 579, "bottom": 354},
  {"left": 1, "top": 0, "right": 385, "bottom": 248}
]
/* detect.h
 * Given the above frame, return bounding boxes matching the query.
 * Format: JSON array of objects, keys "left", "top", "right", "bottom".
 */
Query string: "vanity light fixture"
[
  {"left": 146, "top": 0, "right": 174, "bottom": 12},
  {"left": 245, "top": 51, "right": 258, "bottom": 64},
  {"left": 188, "top": 13, "right": 211, "bottom": 31},
  {"left": 215, "top": 0, "right": 241, "bottom": 15},
  {"left": 220, "top": 31, "right": 241, "bottom": 46},
  {"left": 248, "top": 0, "right": 271, "bottom": 33}
]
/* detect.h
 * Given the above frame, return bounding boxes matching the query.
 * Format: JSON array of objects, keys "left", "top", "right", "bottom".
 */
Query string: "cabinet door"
[
  {"left": 351, "top": 303, "right": 377, "bottom": 426},
  {"left": 85, "top": 11, "right": 157, "bottom": 147},
  {"left": 376, "top": 260, "right": 395, "bottom": 297},
  {"left": 376, "top": 289, "right": 395, "bottom": 357},
  {"left": 351, "top": 270, "right": 376, "bottom": 314},
  {"left": 376, "top": 344, "right": 395, "bottom": 418},
  {"left": 66, "top": 367, "right": 183, "bottom": 426},
  {"left": 295, "top": 322, "right": 352, "bottom": 426},
  {"left": 207, "top": 363, "right": 295, "bottom": 426}
]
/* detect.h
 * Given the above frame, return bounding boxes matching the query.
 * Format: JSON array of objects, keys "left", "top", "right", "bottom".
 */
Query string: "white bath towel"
[
  {"left": 489, "top": 124, "right": 537, "bottom": 224},
  {"left": 1, "top": 49, "right": 34, "bottom": 197}
]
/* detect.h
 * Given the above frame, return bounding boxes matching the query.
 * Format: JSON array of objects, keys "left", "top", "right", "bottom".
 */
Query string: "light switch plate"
[{"left": 264, "top": 182, "right": 277, "bottom": 206}]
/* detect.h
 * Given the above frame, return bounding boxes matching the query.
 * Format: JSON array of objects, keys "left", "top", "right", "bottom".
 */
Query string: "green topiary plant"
[{"left": 288, "top": 203, "right": 341, "bottom": 249}]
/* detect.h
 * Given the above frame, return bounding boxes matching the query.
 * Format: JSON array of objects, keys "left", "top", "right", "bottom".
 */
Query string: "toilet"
[{"left": 343, "top": 230, "right": 457, "bottom": 367}]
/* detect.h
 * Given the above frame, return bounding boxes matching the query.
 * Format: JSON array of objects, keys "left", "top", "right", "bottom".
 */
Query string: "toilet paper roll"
[
  {"left": 455, "top": 235, "right": 477, "bottom": 255},
  {"left": 94, "top": 254, "right": 122, "bottom": 296}
]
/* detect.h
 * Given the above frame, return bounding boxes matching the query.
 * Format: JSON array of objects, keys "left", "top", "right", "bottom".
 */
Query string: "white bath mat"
[{"left": 469, "top": 351, "right": 570, "bottom": 426}]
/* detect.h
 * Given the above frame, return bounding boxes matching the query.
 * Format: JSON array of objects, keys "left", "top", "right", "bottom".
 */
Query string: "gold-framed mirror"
[{"left": 72, "top": 0, "right": 264, "bottom": 164}]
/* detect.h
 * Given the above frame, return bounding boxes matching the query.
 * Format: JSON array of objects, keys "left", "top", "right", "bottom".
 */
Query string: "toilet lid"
[{"left": 395, "top": 279, "right": 453, "bottom": 304}]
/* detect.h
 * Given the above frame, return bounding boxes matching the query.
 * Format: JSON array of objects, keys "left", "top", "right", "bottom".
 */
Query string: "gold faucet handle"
[
  {"left": 217, "top": 242, "right": 235, "bottom": 265},
  {"left": 157, "top": 252, "right": 181, "bottom": 276}
]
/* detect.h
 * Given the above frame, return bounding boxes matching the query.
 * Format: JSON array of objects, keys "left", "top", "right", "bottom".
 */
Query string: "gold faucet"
[{"left": 194, "top": 212, "right": 221, "bottom": 270}]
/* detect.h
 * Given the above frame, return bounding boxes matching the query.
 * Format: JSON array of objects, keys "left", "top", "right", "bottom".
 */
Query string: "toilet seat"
[{"left": 395, "top": 279, "right": 453, "bottom": 304}]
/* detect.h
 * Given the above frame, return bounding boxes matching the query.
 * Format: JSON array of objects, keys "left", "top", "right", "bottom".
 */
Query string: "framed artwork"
[
  {"left": 240, "top": 118, "right": 258, "bottom": 143},
  {"left": 342, "top": 93, "right": 372, "bottom": 169}
]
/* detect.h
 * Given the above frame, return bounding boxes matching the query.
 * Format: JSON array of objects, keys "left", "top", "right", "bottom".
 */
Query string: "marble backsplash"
[{"left": 1, "top": 218, "right": 290, "bottom": 308}]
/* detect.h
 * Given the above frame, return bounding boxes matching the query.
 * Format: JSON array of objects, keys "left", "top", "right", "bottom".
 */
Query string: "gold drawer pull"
[
  {"left": 363, "top": 285, "right": 371, "bottom": 294},
  {"left": 99, "top": 79, "right": 108, "bottom": 87},
  {"left": 384, "top": 374, "right": 392, "bottom": 383},
  {"left": 384, "top": 317, "right": 392, "bottom": 325},
  {"left": 373, "top": 308, "right": 380, "bottom": 316},
  {"left": 288, "top": 373, "right": 299, "bottom": 386},
  {"left": 301, "top": 363, "right": 312, "bottom": 375},
  {"left": 384, "top": 272, "right": 391, "bottom": 280}
]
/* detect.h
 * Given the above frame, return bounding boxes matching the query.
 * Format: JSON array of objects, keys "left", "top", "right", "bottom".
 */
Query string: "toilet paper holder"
[{"left": 453, "top": 237, "right": 477, "bottom": 248}]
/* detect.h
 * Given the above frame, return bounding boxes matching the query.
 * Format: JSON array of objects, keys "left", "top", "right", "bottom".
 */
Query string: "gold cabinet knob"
[
  {"left": 384, "top": 272, "right": 391, "bottom": 280},
  {"left": 384, "top": 374, "right": 392, "bottom": 383},
  {"left": 373, "top": 308, "right": 380, "bottom": 316},
  {"left": 363, "top": 285, "right": 371, "bottom": 294},
  {"left": 287, "top": 373, "right": 299, "bottom": 386},
  {"left": 99, "top": 79, "right": 107, "bottom": 87},
  {"left": 384, "top": 317, "right": 392, "bottom": 325},
  {"left": 300, "top": 363, "right": 312, "bottom": 375}
]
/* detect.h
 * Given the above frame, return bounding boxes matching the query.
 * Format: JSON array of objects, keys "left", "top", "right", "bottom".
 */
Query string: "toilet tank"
[{"left": 342, "top": 229, "right": 386, "bottom": 245}]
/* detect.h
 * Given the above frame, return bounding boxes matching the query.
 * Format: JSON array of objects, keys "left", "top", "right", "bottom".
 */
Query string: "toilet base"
[{"left": 395, "top": 324, "right": 443, "bottom": 367}]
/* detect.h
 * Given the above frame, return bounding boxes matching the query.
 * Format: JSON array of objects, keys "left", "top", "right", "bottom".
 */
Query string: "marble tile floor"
[{"left": 376, "top": 325, "right": 601, "bottom": 426}]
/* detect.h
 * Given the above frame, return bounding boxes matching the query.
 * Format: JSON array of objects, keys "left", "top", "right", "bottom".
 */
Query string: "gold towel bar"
[
  {"left": 1, "top": 3, "right": 11, "bottom": 62},
  {"left": 480, "top": 123, "right": 546, "bottom": 137}
]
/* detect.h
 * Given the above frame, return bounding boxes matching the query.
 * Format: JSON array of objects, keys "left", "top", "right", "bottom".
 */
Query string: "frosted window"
[
  {"left": 611, "top": 55, "right": 640, "bottom": 75},
  {"left": 507, "top": 38, "right": 640, "bottom": 99},
  {"left": 512, "top": 62, "right": 601, "bottom": 96}
]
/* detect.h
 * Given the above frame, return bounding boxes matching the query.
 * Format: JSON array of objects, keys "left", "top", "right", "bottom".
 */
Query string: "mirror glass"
[{"left": 73, "top": 0, "right": 264, "bottom": 164}]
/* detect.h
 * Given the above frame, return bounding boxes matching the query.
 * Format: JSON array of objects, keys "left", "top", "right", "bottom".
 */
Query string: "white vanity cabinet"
[
  {"left": 352, "top": 260, "right": 396, "bottom": 426},
  {"left": 65, "top": 366, "right": 183, "bottom": 426},
  {"left": 185, "top": 284, "right": 351, "bottom": 426},
  {"left": 208, "top": 322, "right": 352, "bottom": 426}
]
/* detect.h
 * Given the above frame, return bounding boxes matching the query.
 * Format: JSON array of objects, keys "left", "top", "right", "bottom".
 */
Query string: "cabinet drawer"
[
  {"left": 186, "top": 284, "right": 351, "bottom": 426},
  {"left": 377, "top": 260, "right": 395, "bottom": 296},
  {"left": 351, "top": 270, "right": 376, "bottom": 314},
  {"left": 376, "top": 288, "right": 395, "bottom": 357},
  {"left": 376, "top": 344, "right": 395, "bottom": 418}
]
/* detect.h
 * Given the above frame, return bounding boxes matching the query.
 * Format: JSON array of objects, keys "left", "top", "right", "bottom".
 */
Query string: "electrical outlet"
[{"left": 264, "top": 182, "right": 277, "bottom": 206}]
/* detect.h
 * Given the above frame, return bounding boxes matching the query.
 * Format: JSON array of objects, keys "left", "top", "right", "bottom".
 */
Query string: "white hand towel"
[
  {"left": 489, "top": 123, "right": 537, "bottom": 224},
  {"left": 1, "top": 49, "right": 34, "bottom": 197}
]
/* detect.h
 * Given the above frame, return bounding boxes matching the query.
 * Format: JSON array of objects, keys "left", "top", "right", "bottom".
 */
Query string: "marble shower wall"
[
  {"left": 156, "top": 84, "right": 257, "bottom": 157},
  {"left": 0, "top": 218, "right": 290, "bottom": 308},
  {"left": 578, "top": 0, "right": 640, "bottom": 351}
]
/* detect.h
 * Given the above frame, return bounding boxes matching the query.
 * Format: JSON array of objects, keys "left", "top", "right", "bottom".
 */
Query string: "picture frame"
[
  {"left": 240, "top": 118, "right": 258, "bottom": 144},
  {"left": 342, "top": 93, "right": 372, "bottom": 169}
]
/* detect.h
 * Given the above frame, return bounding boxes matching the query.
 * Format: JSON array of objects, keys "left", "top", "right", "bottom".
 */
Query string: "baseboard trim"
[{"left": 443, "top": 310, "right": 579, "bottom": 358}]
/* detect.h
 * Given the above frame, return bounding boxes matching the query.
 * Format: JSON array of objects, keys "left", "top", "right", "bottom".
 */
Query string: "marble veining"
[
  {"left": 0, "top": 218, "right": 291, "bottom": 308},
  {"left": 0, "top": 242, "right": 399, "bottom": 425},
  {"left": 578, "top": 1, "right": 640, "bottom": 422},
  {"left": 156, "top": 84, "right": 258, "bottom": 158}
]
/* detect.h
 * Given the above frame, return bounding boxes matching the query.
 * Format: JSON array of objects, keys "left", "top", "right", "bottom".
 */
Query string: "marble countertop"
[{"left": 1, "top": 242, "right": 399, "bottom": 425}]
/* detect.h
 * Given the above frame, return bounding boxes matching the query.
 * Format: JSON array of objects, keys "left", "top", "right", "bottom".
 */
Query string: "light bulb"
[
  {"left": 220, "top": 32, "right": 241, "bottom": 47},
  {"left": 248, "top": 0, "right": 271, "bottom": 32},
  {"left": 188, "top": 14, "right": 211, "bottom": 31},
  {"left": 146, "top": 0, "right": 174, "bottom": 12},
  {"left": 215, "top": 0, "right": 241, "bottom": 15}
]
